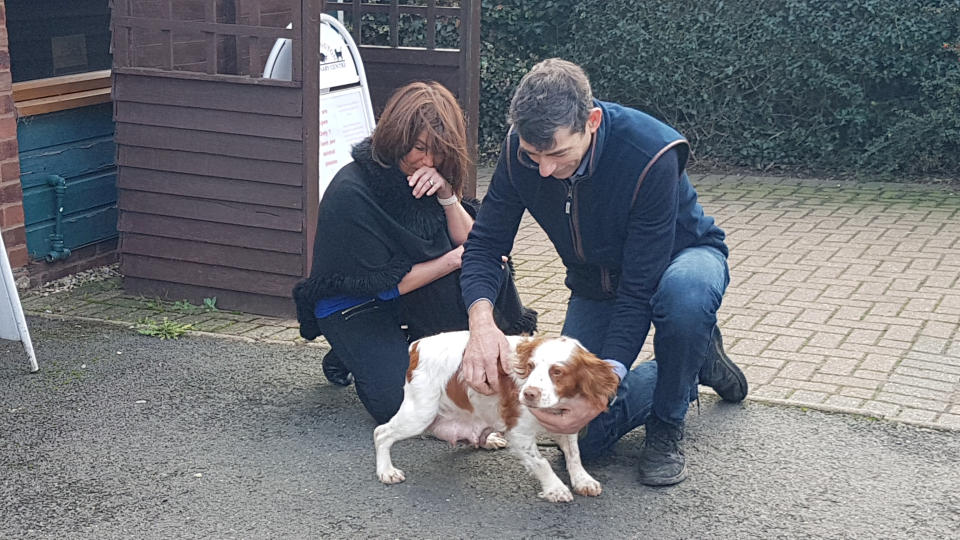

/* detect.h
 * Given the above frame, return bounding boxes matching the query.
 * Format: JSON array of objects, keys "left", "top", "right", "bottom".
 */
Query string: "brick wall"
[
  {"left": 0, "top": 0, "right": 29, "bottom": 287},
  {"left": 0, "top": 0, "right": 118, "bottom": 290}
]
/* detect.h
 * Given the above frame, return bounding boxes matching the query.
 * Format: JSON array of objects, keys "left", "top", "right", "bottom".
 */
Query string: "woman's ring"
[{"left": 428, "top": 179, "right": 435, "bottom": 186}]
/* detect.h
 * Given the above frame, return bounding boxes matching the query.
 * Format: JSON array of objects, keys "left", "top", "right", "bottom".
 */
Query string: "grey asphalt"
[{"left": 2, "top": 317, "right": 959, "bottom": 539}]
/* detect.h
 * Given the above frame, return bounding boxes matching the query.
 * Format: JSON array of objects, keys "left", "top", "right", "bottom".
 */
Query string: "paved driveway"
[{"left": 2, "top": 318, "right": 959, "bottom": 539}]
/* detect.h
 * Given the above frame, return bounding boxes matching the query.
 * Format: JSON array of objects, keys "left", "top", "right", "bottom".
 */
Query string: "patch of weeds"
[
  {"left": 170, "top": 297, "right": 219, "bottom": 313},
  {"left": 75, "top": 275, "right": 122, "bottom": 295},
  {"left": 170, "top": 300, "right": 196, "bottom": 311},
  {"left": 138, "top": 296, "right": 165, "bottom": 311},
  {"left": 138, "top": 296, "right": 220, "bottom": 315},
  {"left": 136, "top": 317, "right": 193, "bottom": 340}
]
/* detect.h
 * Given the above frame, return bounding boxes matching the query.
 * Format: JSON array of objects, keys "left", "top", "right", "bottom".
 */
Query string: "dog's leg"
[
  {"left": 509, "top": 426, "right": 572, "bottom": 502},
  {"left": 556, "top": 433, "right": 602, "bottom": 496},
  {"left": 374, "top": 384, "right": 440, "bottom": 484}
]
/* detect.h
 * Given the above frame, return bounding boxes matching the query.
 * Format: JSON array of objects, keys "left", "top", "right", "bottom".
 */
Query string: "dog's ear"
[
  {"left": 513, "top": 336, "right": 545, "bottom": 378},
  {"left": 569, "top": 346, "right": 621, "bottom": 412}
]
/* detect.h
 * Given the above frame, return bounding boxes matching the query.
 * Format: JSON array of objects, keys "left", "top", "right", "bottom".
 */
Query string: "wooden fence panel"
[
  {"left": 116, "top": 168, "right": 303, "bottom": 209},
  {"left": 115, "top": 124, "right": 304, "bottom": 163},
  {"left": 117, "top": 212, "right": 304, "bottom": 253},
  {"left": 114, "top": 101, "right": 303, "bottom": 140},
  {"left": 116, "top": 146, "right": 303, "bottom": 186},
  {"left": 121, "top": 233, "right": 303, "bottom": 275},
  {"left": 114, "top": 67, "right": 308, "bottom": 316}
]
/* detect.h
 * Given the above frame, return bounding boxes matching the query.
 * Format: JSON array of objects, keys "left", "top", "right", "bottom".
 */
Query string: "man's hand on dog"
[
  {"left": 531, "top": 396, "right": 604, "bottom": 434},
  {"left": 463, "top": 300, "right": 511, "bottom": 394}
]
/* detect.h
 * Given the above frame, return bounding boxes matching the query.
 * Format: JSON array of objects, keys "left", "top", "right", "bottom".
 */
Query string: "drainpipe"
[{"left": 44, "top": 174, "right": 71, "bottom": 263}]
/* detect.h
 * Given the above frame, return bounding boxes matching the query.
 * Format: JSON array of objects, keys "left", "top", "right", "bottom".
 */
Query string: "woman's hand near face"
[
  {"left": 407, "top": 163, "right": 473, "bottom": 247},
  {"left": 408, "top": 166, "right": 453, "bottom": 199}
]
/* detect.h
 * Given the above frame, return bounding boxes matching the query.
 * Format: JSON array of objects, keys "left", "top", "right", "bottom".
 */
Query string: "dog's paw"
[
  {"left": 538, "top": 484, "right": 573, "bottom": 503},
  {"left": 377, "top": 467, "right": 406, "bottom": 484},
  {"left": 481, "top": 431, "right": 508, "bottom": 450},
  {"left": 573, "top": 476, "right": 602, "bottom": 497}
]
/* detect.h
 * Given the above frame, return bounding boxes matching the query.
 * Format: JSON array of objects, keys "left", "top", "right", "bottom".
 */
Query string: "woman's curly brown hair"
[{"left": 371, "top": 81, "right": 471, "bottom": 197}]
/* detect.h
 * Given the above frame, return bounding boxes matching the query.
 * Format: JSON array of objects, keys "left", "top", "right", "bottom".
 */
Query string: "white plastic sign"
[
  {"left": 264, "top": 16, "right": 376, "bottom": 201},
  {"left": 319, "top": 87, "right": 375, "bottom": 196},
  {"left": 1, "top": 234, "right": 38, "bottom": 372}
]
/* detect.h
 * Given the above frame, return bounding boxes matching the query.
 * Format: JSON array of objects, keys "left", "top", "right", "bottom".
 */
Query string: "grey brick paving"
[
  {"left": 18, "top": 173, "right": 960, "bottom": 431},
  {"left": 239, "top": 325, "right": 287, "bottom": 340},
  {"left": 504, "top": 173, "right": 960, "bottom": 431}
]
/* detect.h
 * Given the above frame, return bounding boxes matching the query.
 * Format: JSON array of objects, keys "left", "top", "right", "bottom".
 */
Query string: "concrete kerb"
[
  {"left": 24, "top": 311, "right": 329, "bottom": 350},
  {"left": 744, "top": 395, "right": 959, "bottom": 435}
]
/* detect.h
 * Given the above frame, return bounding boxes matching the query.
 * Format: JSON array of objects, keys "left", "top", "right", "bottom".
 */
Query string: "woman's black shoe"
[{"left": 322, "top": 350, "right": 353, "bottom": 386}]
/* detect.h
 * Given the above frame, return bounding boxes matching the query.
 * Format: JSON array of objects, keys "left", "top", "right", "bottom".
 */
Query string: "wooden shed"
[{"left": 111, "top": 0, "right": 480, "bottom": 317}]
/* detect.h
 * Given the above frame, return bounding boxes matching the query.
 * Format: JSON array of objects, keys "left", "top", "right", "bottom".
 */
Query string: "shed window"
[
  {"left": 7, "top": 0, "right": 112, "bottom": 117},
  {"left": 7, "top": 0, "right": 112, "bottom": 82}
]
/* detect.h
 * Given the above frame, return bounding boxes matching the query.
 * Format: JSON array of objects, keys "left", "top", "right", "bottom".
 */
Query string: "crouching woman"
[{"left": 293, "top": 82, "right": 536, "bottom": 424}]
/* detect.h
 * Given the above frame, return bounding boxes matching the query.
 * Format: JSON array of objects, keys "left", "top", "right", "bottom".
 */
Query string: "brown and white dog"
[{"left": 374, "top": 331, "right": 620, "bottom": 502}]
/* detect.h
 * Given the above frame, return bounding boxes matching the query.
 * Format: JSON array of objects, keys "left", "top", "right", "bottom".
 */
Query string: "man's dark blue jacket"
[{"left": 461, "top": 100, "right": 728, "bottom": 367}]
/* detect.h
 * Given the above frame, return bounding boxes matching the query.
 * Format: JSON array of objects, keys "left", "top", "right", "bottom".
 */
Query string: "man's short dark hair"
[{"left": 508, "top": 58, "right": 594, "bottom": 151}]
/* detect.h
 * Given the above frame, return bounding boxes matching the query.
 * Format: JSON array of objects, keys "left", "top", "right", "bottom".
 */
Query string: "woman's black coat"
[{"left": 292, "top": 138, "right": 536, "bottom": 340}]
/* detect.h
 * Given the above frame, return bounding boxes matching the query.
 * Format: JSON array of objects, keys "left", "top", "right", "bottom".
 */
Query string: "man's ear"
[{"left": 586, "top": 108, "right": 603, "bottom": 134}]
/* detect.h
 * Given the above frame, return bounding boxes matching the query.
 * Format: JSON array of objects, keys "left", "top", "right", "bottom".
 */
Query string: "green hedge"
[{"left": 479, "top": 0, "right": 960, "bottom": 176}]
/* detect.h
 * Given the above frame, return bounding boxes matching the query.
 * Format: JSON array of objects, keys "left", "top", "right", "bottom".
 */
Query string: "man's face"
[{"left": 517, "top": 108, "right": 602, "bottom": 180}]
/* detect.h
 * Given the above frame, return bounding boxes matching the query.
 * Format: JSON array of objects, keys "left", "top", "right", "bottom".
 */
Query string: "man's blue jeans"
[{"left": 561, "top": 245, "right": 730, "bottom": 459}]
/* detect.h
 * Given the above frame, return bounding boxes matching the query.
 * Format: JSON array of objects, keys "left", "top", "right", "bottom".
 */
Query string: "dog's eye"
[{"left": 549, "top": 366, "right": 563, "bottom": 378}]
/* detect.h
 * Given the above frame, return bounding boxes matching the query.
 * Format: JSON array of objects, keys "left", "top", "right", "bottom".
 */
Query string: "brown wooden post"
[
  {"left": 247, "top": 0, "right": 261, "bottom": 76},
  {"left": 459, "top": 0, "right": 480, "bottom": 198},
  {"left": 425, "top": 0, "right": 436, "bottom": 50},
  {"left": 389, "top": 0, "right": 399, "bottom": 48},
  {"left": 164, "top": 0, "right": 173, "bottom": 70},
  {"left": 302, "top": 0, "right": 321, "bottom": 277},
  {"left": 204, "top": 0, "right": 218, "bottom": 74},
  {"left": 111, "top": 0, "right": 132, "bottom": 69},
  {"left": 291, "top": 0, "right": 304, "bottom": 83},
  {"left": 350, "top": 0, "right": 361, "bottom": 45}
]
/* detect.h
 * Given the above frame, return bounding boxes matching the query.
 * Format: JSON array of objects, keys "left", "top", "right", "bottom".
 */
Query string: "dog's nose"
[{"left": 522, "top": 387, "right": 542, "bottom": 404}]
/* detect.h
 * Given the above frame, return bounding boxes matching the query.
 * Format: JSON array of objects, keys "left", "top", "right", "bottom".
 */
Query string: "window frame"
[{"left": 12, "top": 69, "right": 112, "bottom": 117}]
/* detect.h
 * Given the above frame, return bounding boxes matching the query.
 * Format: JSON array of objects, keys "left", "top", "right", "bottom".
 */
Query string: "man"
[{"left": 460, "top": 58, "right": 748, "bottom": 486}]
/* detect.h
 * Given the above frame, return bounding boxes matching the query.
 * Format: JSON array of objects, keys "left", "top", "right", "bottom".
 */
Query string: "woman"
[{"left": 293, "top": 82, "right": 536, "bottom": 424}]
